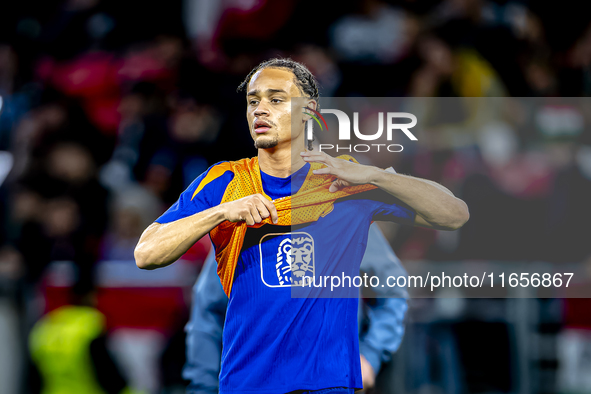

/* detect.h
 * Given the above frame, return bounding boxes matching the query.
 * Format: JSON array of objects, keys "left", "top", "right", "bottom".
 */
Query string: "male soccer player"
[{"left": 135, "top": 58, "right": 469, "bottom": 393}]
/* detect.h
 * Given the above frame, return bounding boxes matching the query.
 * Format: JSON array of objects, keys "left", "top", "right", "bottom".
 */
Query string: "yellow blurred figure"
[{"left": 29, "top": 304, "right": 137, "bottom": 394}]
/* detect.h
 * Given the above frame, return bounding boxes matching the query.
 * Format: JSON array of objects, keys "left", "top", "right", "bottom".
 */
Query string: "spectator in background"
[
  {"left": 44, "top": 143, "right": 109, "bottom": 236},
  {"left": 37, "top": 0, "right": 116, "bottom": 61},
  {"left": 100, "top": 82, "right": 168, "bottom": 192},
  {"left": 292, "top": 45, "right": 342, "bottom": 97},
  {"left": 0, "top": 43, "right": 35, "bottom": 153},
  {"left": 183, "top": 0, "right": 296, "bottom": 68},
  {"left": 100, "top": 186, "right": 162, "bottom": 261},
  {"left": 327, "top": 0, "right": 420, "bottom": 96},
  {"left": 408, "top": 27, "right": 507, "bottom": 97},
  {"left": 134, "top": 96, "right": 221, "bottom": 204},
  {"left": 10, "top": 141, "right": 108, "bottom": 285},
  {"left": 330, "top": 0, "right": 417, "bottom": 65},
  {"left": 14, "top": 194, "right": 93, "bottom": 285}
]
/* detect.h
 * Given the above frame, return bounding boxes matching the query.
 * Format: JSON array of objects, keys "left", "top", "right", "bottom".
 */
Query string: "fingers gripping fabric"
[{"left": 210, "top": 156, "right": 377, "bottom": 296}]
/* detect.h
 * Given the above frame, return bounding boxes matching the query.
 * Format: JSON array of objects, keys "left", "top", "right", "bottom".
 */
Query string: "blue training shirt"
[{"left": 156, "top": 160, "right": 415, "bottom": 393}]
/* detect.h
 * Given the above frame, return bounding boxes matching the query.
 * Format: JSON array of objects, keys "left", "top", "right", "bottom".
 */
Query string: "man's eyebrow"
[{"left": 247, "top": 88, "right": 288, "bottom": 96}]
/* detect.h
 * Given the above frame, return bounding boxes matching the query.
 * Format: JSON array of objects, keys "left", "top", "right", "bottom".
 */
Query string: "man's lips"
[
  {"left": 255, "top": 126, "right": 271, "bottom": 134},
  {"left": 254, "top": 120, "right": 272, "bottom": 134}
]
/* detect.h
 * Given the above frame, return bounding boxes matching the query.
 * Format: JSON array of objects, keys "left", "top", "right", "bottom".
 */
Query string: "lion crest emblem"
[{"left": 275, "top": 234, "right": 315, "bottom": 286}]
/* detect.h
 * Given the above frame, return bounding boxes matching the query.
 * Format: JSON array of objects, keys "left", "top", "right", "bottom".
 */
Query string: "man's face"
[{"left": 246, "top": 68, "right": 312, "bottom": 150}]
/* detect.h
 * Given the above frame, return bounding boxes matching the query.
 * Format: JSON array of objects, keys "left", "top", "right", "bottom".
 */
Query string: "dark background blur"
[{"left": 1, "top": 0, "right": 591, "bottom": 393}]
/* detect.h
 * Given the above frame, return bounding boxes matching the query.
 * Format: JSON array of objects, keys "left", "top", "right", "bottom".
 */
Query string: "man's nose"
[{"left": 254, "top": 102, "right": 270, "bottom": 116}]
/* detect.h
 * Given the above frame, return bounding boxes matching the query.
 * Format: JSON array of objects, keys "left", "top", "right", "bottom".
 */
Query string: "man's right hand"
[{"left": 223, "top": 194, "right": 278, "bottom": 225}]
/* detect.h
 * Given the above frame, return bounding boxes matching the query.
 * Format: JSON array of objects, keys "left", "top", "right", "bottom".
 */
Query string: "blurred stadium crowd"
[{"left": 1, "top": 0, "right": 591, "bottom": 393}]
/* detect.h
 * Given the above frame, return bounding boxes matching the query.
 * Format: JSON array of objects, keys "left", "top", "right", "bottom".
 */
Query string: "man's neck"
[{"left": 258, "top": 142, "right": 306, "bottom": 178}]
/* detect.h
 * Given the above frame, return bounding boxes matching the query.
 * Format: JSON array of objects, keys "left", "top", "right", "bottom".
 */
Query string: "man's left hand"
[{"left": 300, "top": 151, "right": 378, "bottom": 193}]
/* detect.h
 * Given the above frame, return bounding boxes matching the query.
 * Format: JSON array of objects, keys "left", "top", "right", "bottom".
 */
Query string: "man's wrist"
[
  {"left": 367, "top": 166, "right": 389, "bottom": 186},
  {"left": 218, "top": 203, "right": 228, "bottom": 222},
  {"left": 207, "top": 204, "right": 229, "bottom": 225}
]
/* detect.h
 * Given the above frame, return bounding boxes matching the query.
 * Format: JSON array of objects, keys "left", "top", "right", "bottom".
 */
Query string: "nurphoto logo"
[{"left": 303, "top": 107, "right": 418, "bottom": 153}]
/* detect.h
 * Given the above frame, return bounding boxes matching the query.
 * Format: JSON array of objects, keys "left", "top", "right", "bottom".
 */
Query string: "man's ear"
[{"left": 302, "top": 100, "right": 318, "bottom": 123}]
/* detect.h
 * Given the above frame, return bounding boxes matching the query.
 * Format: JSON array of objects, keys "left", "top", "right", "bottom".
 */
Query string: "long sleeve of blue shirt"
[
  {"left": 358, "top": 224, "right": 409, "bottom": 373},
  {"left": 183, "top": 224, "right": 408, "bottom": 393}
]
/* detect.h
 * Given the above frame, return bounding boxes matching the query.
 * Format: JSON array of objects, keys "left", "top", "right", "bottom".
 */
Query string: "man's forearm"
[
  {"left": 134, "top": 205, "right": 227, "bottom": 270},
  {"left": 368, "top": 168, "right": 469, "bottom": 230}
]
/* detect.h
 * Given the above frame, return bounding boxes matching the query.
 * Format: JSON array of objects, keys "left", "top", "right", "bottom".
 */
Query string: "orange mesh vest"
[{"left": 207, "top": 155, "right": 377, "bottom": 296}]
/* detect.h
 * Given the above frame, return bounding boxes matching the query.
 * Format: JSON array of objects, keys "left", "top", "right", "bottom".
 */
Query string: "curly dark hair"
[{"left": 237, "top": 58, "right": 320, "bottom": 103}]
